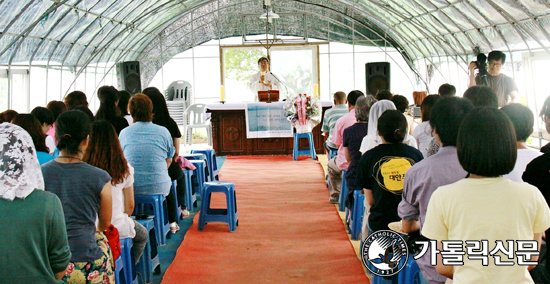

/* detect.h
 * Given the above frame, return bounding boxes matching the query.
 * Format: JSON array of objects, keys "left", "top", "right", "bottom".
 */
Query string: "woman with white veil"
[
  {"left": 0, "top": 123, "right": 71, "bottom": 281},
  {"left": 359, "top": 100, "right": 417, "bottom": 154}
]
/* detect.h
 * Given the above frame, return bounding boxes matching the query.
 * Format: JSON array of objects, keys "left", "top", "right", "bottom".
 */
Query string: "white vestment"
[{"left": 248, "top": 71, "right": 281, "bottom": 101}]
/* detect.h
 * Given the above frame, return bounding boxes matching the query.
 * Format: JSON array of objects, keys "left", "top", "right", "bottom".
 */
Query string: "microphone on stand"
[{"left": 268, "top": 71, "right": 289, "bottom": 97}]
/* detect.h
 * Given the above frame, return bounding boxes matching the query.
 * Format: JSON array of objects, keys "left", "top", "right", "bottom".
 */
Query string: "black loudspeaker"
[
  {"left": 116, "top": 61, "right": 142, "bottom": 94},
  {"left": 365, "top": 62, "right": 390, "bottom": 96}
]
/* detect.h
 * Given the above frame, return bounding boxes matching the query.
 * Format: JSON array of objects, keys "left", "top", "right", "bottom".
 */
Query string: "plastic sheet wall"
[{"left": 0, "top": 0, "right": 548, "bottom": 98}]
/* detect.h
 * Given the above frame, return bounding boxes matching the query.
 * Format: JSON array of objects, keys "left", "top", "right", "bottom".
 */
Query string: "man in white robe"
[{"left": 249, "top": 57, "right": 281, "bottom": 101}]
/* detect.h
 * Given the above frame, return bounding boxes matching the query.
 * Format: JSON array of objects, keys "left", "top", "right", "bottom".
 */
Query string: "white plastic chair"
[
  {"left": 165, "top": 80, "right": 192, "bottom": 111},
  {"left": 167, "top": 100, "right": 187, "bottom": 129},
  {"left": 184, "top": 103, "right": 212, "bottom": 146}
]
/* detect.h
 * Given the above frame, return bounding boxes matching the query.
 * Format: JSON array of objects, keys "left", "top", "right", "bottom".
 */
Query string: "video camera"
[{"left": 474, "top": 53, "right": 488, "bottom": 77}]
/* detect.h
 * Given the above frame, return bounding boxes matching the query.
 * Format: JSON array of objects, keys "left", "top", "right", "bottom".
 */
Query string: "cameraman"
[{"left": 468, "top": 50, "right": 519, "bottom": 108}]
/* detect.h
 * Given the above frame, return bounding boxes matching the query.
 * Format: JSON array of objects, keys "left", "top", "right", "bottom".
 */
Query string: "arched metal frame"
[{"left": 0, "top": 0, "right": 548, "bottom": 106}]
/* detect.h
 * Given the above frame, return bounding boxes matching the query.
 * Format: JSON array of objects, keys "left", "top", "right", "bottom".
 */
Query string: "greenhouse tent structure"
[{"left": 0, "top": 0, "right": 549, "bottom": 109}]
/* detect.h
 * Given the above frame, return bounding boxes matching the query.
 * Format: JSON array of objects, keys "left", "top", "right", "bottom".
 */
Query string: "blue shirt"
[
  {"left": 36, "top": 151, "right": 54, "bottom": 165},
  {"left": 119, "top": 122, "right": 175, "bottom": 196}
]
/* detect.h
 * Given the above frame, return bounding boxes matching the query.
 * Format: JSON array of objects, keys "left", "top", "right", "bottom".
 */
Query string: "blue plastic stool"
[
  {"left": 134, "top": 195, "right": 170, "bottom": 246},
  {"left": 328, "top": 148, "right": 337, "bottom": 160},
  {"left": 198, "top": 181, "right": 238, "bottom": 232},
  {"left": 398, "top": 254, "right": 420, "bottom": 284},
  {"left": 182, "top": 153, "right": 207, "bottom": 178},
  {"left": 183, "top": 170, "right": 196, "bottom": 212},
  {"left": 338, "top": 171, "right": 348, "bottom": 212},
  {"left": 292, "top": 132, "right": 316, "bottom": 161},
  {"left": 136, "top": 218, "right": 160, "bottom": 284},
  {"left": 120, "top": 238, "right": 138, "bottom": 284},
  {"left": 115, "top": 256, "right": 124, "bottom": 284},
  {"left": 182, "top": 153, "right": 206, "bottom": 161},
  {"left": 191, "top": 149, "right": 219, "bottom": 181},
  {"left": 190, "top": 160, "right": 206, "bottom": 197},
  {"left": 349, "top": 190, "right": 365, "bottom": 241}
]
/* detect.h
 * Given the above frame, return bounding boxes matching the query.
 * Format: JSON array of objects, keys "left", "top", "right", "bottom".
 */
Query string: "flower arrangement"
[{"left": 284, "top": 93, "right": 322, "bottom": 133}]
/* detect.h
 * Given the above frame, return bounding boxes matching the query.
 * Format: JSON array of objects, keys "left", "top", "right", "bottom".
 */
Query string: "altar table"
[{"left": 207, "top": 102, "right": 332, "bottom": 156}]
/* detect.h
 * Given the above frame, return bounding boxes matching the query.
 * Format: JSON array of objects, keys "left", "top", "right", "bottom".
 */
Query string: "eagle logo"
[{"left": 361, "top": 230, "right": 409, "bottom": 276}]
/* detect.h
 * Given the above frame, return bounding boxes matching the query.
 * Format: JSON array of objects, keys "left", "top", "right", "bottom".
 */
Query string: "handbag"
[{"left": 105, "top": 224, "right": 122, "bottom": 264}]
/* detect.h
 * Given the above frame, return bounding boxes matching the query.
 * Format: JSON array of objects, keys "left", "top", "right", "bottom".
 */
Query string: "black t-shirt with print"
[{"left": 356, "top": 143, "right": 423, "bottom": 232}]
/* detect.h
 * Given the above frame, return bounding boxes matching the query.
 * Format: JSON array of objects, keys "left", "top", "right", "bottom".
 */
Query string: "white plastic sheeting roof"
[{"left": 1, "top": 0, "right": 549, "bottom": 87}]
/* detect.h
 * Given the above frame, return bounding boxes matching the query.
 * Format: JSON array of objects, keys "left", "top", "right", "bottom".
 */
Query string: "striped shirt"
[{"left": 321, "top": 104, "right": 349, "bottom": 149}]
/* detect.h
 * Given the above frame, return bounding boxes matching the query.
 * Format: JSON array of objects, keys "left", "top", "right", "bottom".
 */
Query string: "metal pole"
[{"left": 160, "top": 35, "right": 165, "bottom": 92}]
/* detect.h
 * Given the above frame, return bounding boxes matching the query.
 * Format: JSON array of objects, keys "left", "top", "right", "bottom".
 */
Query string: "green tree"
[
  {"left": 224, "top": 48, "right": 266, "bottom": 83},
  {"left": 279, "top": 64, "right": 312, "bottom": 97}
]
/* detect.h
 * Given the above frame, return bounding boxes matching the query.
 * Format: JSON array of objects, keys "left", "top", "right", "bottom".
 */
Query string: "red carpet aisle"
[{"left": 162, "top": 156, "right": 369, "bottom": 284}]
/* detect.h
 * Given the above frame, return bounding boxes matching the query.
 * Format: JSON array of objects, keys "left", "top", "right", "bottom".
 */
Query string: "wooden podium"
[{"left": 258, "top": 90, "right": 279, "bottom": 103}]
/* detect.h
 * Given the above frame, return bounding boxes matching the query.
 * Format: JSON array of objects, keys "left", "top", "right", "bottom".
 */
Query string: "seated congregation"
[
  {"left": 2, "top": 76, "right": 550, "bottom": 284},
  {"left": 0, "top": 86, "right": 203, "bottom": 283},
  {"left": 323, "top": 83, "right": 550, "bottom": 283}
]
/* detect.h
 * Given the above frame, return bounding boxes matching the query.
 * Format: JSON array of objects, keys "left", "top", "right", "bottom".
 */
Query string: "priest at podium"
[{"left": 249, "top": 57, "right": 281, "bottom": 101}]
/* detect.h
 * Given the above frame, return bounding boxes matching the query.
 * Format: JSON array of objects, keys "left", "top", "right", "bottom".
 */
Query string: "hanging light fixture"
[
  {"left": 259, "top": 7, "right": 280, "bottom": 23},
  {"left": 257, "top": 0, "right": 284, "bottom": 52}
]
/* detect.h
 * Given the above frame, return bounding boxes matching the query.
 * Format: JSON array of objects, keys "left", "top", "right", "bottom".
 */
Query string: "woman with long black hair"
[
  {"left": 84, "top": 120, "right": 148, "bottom": 264},
  {"left": 95, "top": 85, "right": 129, "bottom": 135}
]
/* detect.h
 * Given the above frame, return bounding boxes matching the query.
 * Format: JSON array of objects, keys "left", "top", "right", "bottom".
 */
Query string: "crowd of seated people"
[
  {"left": 422, "top": 107, "right": 549, "bottom": 283},
  {"left": 4, "top": 66, "right": 550, "bottom": 283},
  {"left": 321, "top": 78, "right": 550, "bottom": 283},
  {"left": 0, "top": 85, "right": 196, "bottom": 283},
  {"left": 327, "top": 90, "right": 364, "bottom": 204}
]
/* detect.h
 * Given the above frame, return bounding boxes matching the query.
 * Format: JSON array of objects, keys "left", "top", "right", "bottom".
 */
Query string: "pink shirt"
[
  {"left": 331, "top": 108, "right": 356, "bottom": 171},
  {"left": 46, "top": 122, "right": 56, "bottom": 143}
]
